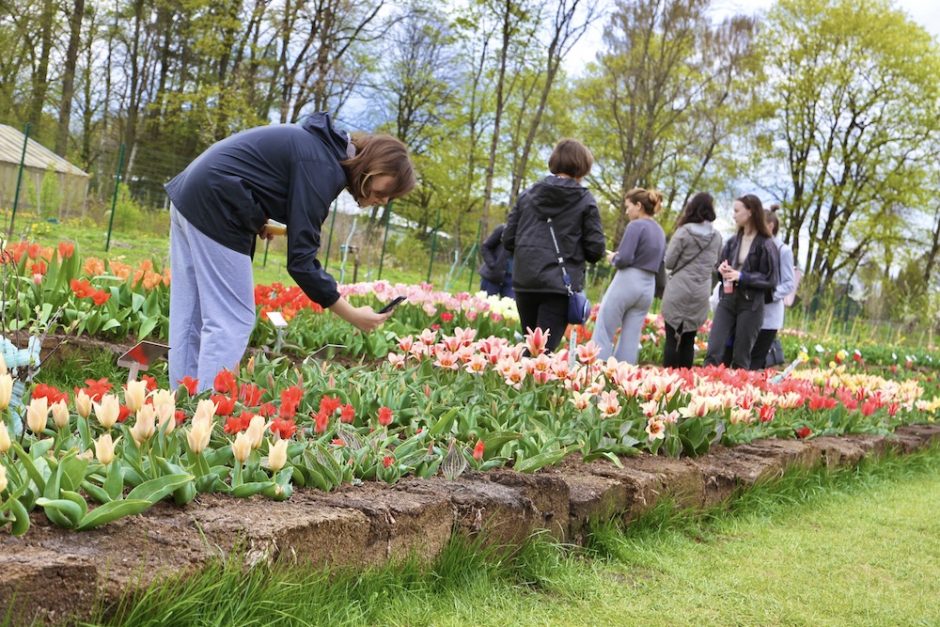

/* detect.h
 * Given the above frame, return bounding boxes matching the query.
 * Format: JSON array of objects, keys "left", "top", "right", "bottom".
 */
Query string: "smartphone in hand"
[{"left": 378, "top": 296, "right": 407, "bottom": 314}]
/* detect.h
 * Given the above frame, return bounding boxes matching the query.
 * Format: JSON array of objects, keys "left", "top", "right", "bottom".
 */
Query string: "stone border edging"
[{"left": 2, "top": 424, "right": 939, "bottom": 624}]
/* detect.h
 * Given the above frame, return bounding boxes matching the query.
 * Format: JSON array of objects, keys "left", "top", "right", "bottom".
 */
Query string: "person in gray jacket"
[
  {"left": 750, "top": 206, "right": 796, "bottom": 368},
  {"left": 661, "top": 192, "right": 722, "bottom": 368},
  {"left": 594, "top": 188, "right": 667, "bottom": 364}
]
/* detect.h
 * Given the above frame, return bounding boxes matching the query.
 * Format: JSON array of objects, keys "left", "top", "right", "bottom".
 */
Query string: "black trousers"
[
  {"left": 663, "top": 323, "right": 697, "bottom": 369},
  {"left": 514, "top": 291, "right": 570, "bottom": 353},
  {"left": 704, "top": 292, "right": 764, "bottom": 370},
  {"left": 749, "top": 328, "right": 778, "bottom": 370}
]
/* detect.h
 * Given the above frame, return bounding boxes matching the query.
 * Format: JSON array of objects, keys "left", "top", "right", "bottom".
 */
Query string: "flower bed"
[{"left": 2, "top": 326, "right": 937, "bottom": 537}]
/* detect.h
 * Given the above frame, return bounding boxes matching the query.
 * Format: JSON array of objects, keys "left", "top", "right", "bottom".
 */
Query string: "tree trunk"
[
  {"left": 27, "top": 0, "right": 57, "bottom": 132},
  {"left": 480, "top": 0, "right": 514, "bottom": 240},
  {"left": 56, "top": 0, "right": 86, "bottom": 156}
]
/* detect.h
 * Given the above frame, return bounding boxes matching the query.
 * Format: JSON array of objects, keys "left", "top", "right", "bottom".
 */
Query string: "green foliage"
[{"left": 39, "top": 165, "right": 61, "bottom": 217}]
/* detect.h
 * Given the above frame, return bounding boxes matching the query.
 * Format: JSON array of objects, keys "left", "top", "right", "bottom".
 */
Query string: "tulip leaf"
[
  {"left": 428, "top": 407, "right": 460, "bottom": 438},
  {"left": 60, "top": 455, "right": 90, "bottom": 493},
  {"left": 104, "top": 462, "right": 125, "bottom": 500},
  {"left": 81, "top": 480, "right": 112, "bottom": 504},
  {"left": 514, "top": 448, "right": 568, "bottom": 473},
  {"left": 60, "top": 490, "right": 89, "bottom": 518},
  {"left": 126, "top": 473, "right": 194, "bottom": 504},
  {"left": 12, "top": 442, "right": 45, "bottom": 493},
  {"left": 77, "top": 499, "right": 153, "bottom": 531},
  {"left": 231, "top": 481, "right": 274, "bottom": 498},
  {"left": 8, "top": 497, "right": 30, "bottom": 536},
  {"left": 35, "top": 497, "right": 82, "bottom": 528}
]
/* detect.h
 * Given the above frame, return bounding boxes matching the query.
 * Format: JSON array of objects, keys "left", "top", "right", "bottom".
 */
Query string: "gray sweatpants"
[
  {"left": 169, "top": 205, "right": 255, "bottom": 392},
  {"left": 594, "top": 267, "right": 655, "bottom": 364}
]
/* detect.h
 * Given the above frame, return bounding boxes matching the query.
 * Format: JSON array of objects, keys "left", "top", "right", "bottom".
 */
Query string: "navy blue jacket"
[
  {"left": 478, "top": 224, "right": 512, "bottom": 284},
  {"left": 165, "top": 113, "right": 350, "bottom": 307}
]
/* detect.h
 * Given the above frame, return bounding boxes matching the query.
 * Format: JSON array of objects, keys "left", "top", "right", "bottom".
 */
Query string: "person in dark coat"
[
  {"left": 704, "top": 194, "right": 779, "bottom": 370},
  {"left": 502, "top": 138, "right": 606, "bottom": 352},
  {"left": 478, "top": 223, "right": 514, "bottom": 298},
  {"left": 165, "top": 112, "right": 416, "bottom": 390}
]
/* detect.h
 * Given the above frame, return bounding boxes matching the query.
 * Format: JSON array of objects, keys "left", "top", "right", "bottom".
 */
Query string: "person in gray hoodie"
[
  {"left": 594, "top": 188, "right": 667, "bottom": 364},
  {"left": 661, "top": 192, "right": 722, "bottom": 368},
  {"left": 165, "top": 113, "right": 416, "bottom": 390},
  {"left": 502, "top": 139, "right": 606, "bottom": 352}
]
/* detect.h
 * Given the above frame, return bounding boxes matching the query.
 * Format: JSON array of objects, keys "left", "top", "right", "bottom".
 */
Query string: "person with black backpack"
[
  {"left": 660, "top": 192, "right": 722, "bottom": 368},
  {"left": 502, "top": 139, "right": 606, "bottom": 352},
  {"left": 704, "top": 194, "right": 779, "bottom": 370}
]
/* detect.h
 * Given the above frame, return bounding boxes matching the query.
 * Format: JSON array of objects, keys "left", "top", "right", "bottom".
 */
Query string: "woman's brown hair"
[
  {"left": 735, "top": 194, "right": 773, "bottom": 238},
  {"left": 625, "top": 187, "right": 663, "bottom": 216},
  {"left": 341, "top": 133, "right": 417, "bottom": 202},
  {"left": 764, "top": 203, "right": 781, "bottom": 236},
  {"left": 548, "top": 139, "right": 593, "bottom": 179}
]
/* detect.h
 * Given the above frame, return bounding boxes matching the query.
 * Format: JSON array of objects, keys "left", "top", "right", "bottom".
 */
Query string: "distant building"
[{"left": 0, "top": 124, "right": 90, "bottom": 217}]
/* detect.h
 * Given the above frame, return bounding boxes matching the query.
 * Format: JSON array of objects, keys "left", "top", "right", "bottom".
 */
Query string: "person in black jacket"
[
  {"left": 502, "top": 139, "right": 606, "bottom": 352},
  {"left": 478, "top": 223, "right": 514, "bottom": 298},
  {"left": 165, "top": 112, "right": 416, "bottom": 391},
  {"left": 704, "top": 194, "right": 779, "bottom": 370}
]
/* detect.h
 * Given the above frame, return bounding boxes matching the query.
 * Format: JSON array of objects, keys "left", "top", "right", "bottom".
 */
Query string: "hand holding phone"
[{"left": 378, "top": 296, "right": 407, "bottom": 314}]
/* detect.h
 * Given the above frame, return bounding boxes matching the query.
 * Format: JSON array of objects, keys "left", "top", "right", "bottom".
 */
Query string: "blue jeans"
[{"left": 169, "top": 205, "right": 255, "bottom": 392}]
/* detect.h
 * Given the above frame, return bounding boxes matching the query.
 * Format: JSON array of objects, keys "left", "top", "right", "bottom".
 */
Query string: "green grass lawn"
[{"left": 93, "top": 448, "right": 940, "bottom": 626}]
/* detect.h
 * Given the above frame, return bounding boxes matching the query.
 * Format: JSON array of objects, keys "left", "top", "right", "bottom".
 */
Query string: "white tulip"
[
  {"left": 95, "top": 433, "right": 115, "bottom": 465},
  {"left": 0, "top": 373, "right": 13, "bottom": 410},
  {"left": 232, "top": 432, "right": 251, "bottom": 463},
  {"left": 74, "top": 390, "right": 93, "bottom": 419},
  {"left": 26, "top": 396, "right": 49, "bottom": 436},
  {"left": 124, "top": 380, "right": 147, "bottom": 413},
  {"left": 268, "top": 438, "right": 289, "bottom": 472},
  {"left": 51, "top": 400, "right": 70, "bottom": 430},
  {"left": 94, "top": 394, "right": 120, "bottom": 430}
]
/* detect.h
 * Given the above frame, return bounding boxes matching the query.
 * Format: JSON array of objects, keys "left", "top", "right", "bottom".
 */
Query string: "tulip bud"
[
  {"left": 187, "top": 421, "right": 212, "bottom": 454},
  {"left": 51, "top": 400, "right": 70, "bottom": 430},
  {"left": 0, "top": 465, "right": 7, "bottom": 494},
  {"left": 124, "top": 380, "right": 147, "bottom": 413},
  {"left": 232, "top": 432, "right": 251, "bottom": 463},
  {"left": 95, "top": 433, "right": 115, "bottom": 465},
  {"left": 246, "top": 415, "right": 266, "bottom": 450},
  {"left": 0, "top": 373, "right": 13, "bottom": 410},
  {"left": 75, "top": 390, "right": 93, "bottom": 418},
  {"left": 94, "top": 394, "right": 120, "bottom": 430},
  {"left": 193, "top": 399, "right": 217, "bottom": 424},
  {"left": 246, "top": 355, "right": 255, "bottom": 375},
  {"left": 26, "top": 396, "right": 49, "bottom": 436},
  {"left": 131, "top": 404, "right": 157, "bottom": 444},
  {"left": 0, "top": 424, "right": 10, "bottom": 453},
  {"left": 268, "top": 438, "right": 288, "bottom": 472}
]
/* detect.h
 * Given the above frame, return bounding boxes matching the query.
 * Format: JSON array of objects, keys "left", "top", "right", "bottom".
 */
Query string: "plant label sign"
[{"left": 266, "top": 311, "right": 288, "bottom": 328}]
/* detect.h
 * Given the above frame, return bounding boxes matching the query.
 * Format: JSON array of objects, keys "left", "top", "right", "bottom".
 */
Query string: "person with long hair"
[
  {"left": 165, "top": 113, "right": 416, "bottom": 390},
  {"left": 750, "top": 205, "right": 796, "bottom": 368},
  {"left": 593, "top": 188, "right": 667, "bottom": 363},
  {"left": 502, "top": 138, "right": 606, "bottom": 352},
  {"left": 704, "top": 194, "right": 779, "bottom": 369},
  {"left": 661, "top": 192, "right": 722, "bottom": 368}
]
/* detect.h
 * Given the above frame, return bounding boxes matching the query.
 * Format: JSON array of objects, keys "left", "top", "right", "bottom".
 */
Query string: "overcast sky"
[{"left": 564, "top": 0, "right": 940, "bottom": 74}]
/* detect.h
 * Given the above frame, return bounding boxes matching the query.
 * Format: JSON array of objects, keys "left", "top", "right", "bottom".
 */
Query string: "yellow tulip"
[
  {"left": 124, "top": 380, "right": 147, "bottom": 413},
  {"left": 0, "top": 373, "right": 13, "bottom": 410},
  {"left": 51, "top": 400, "right": 70, "bottom": 430},
  {"left": 246, "top": 415, "right": 266, "bottom": 450},
  {"left": 232, "top": 432, "right": 251, "bottom": 463},
  {"left": 193, "top": 399, "right": 218, "bottom": 424},
  {"left": 26, "top": 396, "right": 49, "bottom": 436},
  {"left": 94, "top": 394, "right": 120, "bottom": 430},
  {"left": 75, "top": 390, "right": 93, "bottom": 418},
  {"left": 187, "top": 421, "right": 212, "bottom": 454},
  {"left": 268, "top": 438, "right": 289, "bottom": 472},
  {"left": 0, "top": 425, "right": 10, "bottom": 454},
  {"left": 95, "top": 433, "right": 115, "bottom": 465},
  {"left": 0, "top": 465, "right": 7, "bottom": 494},
  {"left": 131, "top": 404, "right": 156, "bottom": 444}
]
